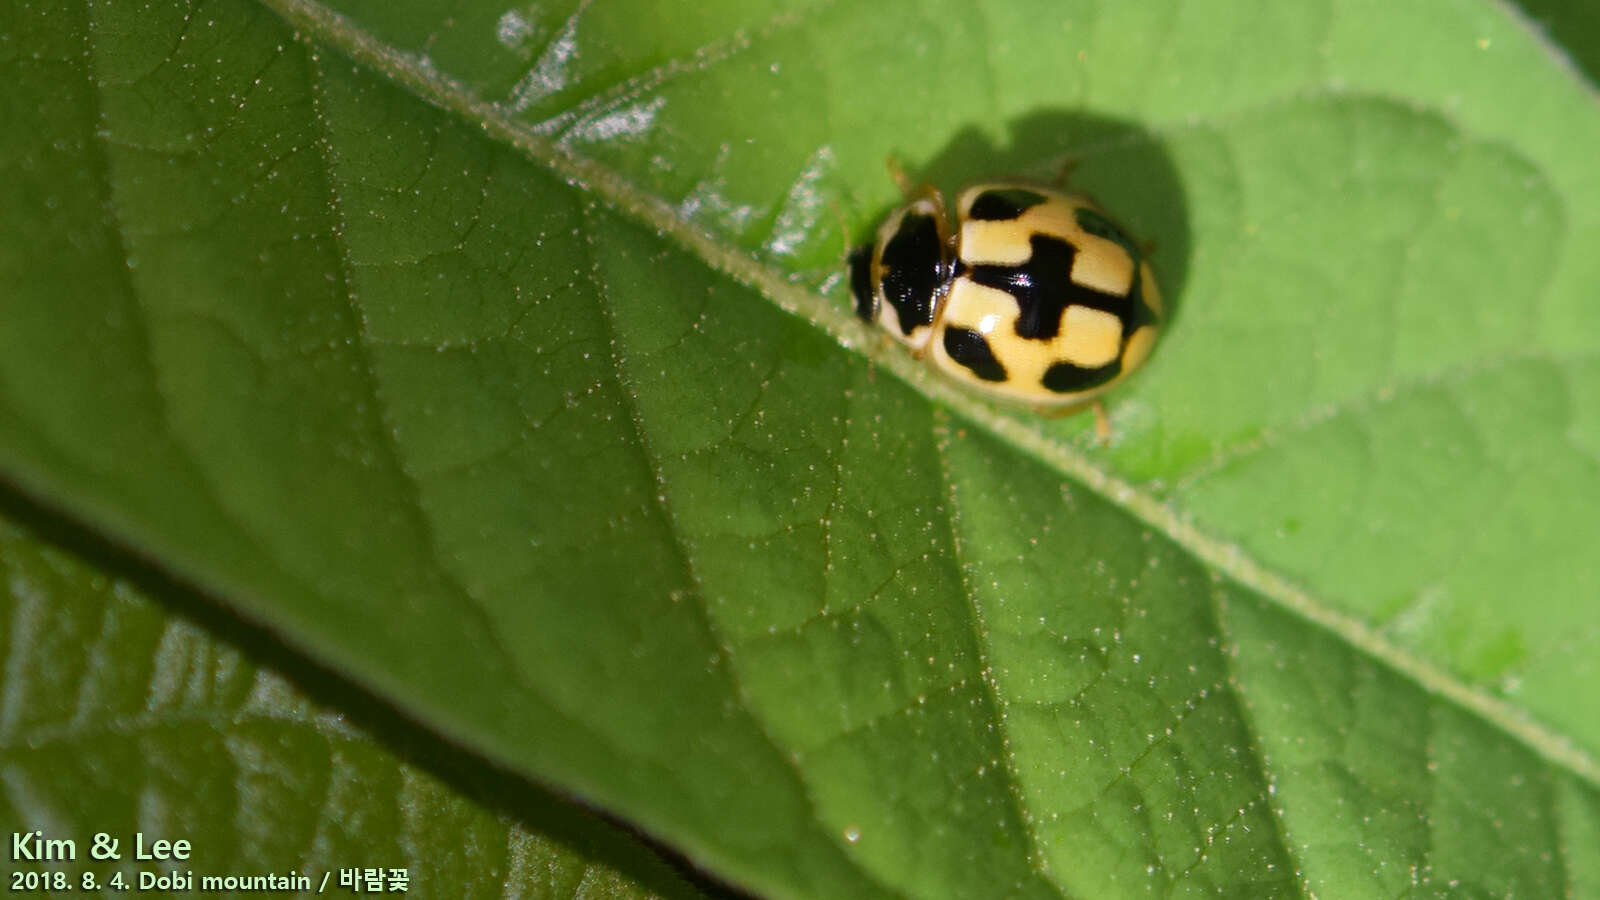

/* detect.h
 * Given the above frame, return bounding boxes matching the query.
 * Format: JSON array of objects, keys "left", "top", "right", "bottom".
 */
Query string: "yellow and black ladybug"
[{"left": 849, "top": 174, "right": 1162, "bottom": 419}]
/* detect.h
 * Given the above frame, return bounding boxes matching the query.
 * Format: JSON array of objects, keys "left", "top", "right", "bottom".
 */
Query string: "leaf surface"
[
  {"left": 0, "top": 503, "right": 708, "bottom": 898},
  {"left": 2, "top": 0, "right": 1597, "bottom": 897}
]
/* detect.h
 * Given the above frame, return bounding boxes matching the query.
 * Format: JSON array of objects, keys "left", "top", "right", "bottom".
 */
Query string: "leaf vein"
[{"left": 259, "top": 0, "right": 1600, "bottom": 796}]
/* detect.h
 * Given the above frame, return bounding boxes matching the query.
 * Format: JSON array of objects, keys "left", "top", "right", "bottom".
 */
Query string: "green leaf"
[
  {"left": 0, "top": 497, "right": 713, "bottom": 899},
  {"left": 2, "top": 0, "right": 1597, "bottom": 898}
]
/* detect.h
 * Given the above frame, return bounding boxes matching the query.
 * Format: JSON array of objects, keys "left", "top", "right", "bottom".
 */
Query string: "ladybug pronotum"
[{"left": 848, "top": 175, "right": 1162, "bottom": 422}]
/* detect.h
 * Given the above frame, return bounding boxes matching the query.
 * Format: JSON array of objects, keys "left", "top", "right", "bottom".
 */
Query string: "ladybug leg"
[
  {"left": 1051, "top": 157, "right": 1112, "bottom": 212},
  {"left": 886, "top": 156, "right": 945, "bottom": 209},
  {"left": 1032, "top": 398, "right": 1115, "bottom": 444},
  {"left": 827, "top": 196, "right": 854, "bottom": 261},
  {"left": 1091, "top": 400, "right": 1112, "bottom": 444},
  {"left": 886, "top": 154, "right": 916, "bottom": 197},
  {"left": 1051, "top": 156, "right": 1081, "bottom": 188}
]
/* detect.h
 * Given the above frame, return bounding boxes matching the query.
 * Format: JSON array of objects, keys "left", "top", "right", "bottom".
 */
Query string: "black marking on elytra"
[
  {"left": 1042, "top": 358, "right": 1121, "bottom": 393},
  {"left": 879, "top": 213, "right": 945, "bottom": 336},
  {"left": 967, "top": 188, "right": 1048, "bottom": 221},
  {"left": 943, "top": 328, "right": 1008, "bottom": 382},
  {"left": 1075, "top": 207, "right": 1140, "bottom": 261},
  {"left": 966, "top": 234, "right": 1136, "bottom": 341},
  {"left": 848, "top": 245, "right": 875, "bottom": 321},
  {"left": 1075, "top": 207, "right": 1161, "bottom": 331}
]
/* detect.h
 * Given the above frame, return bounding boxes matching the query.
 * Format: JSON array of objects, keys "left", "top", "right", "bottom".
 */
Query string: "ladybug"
[{"left": 848, "top": 172, "right": 1162, "bottom": 427}]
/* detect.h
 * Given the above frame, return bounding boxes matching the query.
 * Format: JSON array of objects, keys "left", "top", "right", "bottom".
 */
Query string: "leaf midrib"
[{"left": 258, "top": 0, "right": 1600, "bottom": 794}]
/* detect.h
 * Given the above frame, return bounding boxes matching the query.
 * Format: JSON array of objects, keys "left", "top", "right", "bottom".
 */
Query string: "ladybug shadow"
[{"left": 870, "top": 109, "right": 1192, "bottom": 328}]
